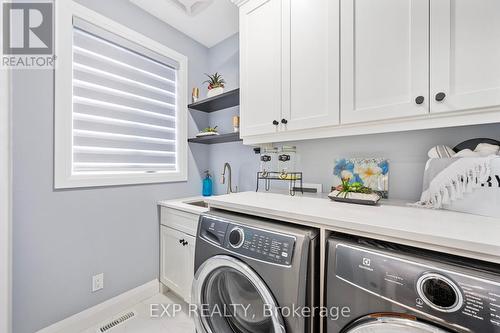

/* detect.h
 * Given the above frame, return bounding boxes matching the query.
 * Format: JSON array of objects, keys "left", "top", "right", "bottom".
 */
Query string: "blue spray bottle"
[{"left": 202, "top": 170, "right": 213, "bottom": 197}]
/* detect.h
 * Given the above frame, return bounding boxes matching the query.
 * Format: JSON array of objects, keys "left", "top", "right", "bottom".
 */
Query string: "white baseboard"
[{"left": 37, "top": 279, "right": 159, "bottom": 333}]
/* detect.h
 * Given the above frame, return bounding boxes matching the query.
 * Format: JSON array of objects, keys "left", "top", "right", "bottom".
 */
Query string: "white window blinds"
[{"left": 72, "top": 18, "right": 179, "bottom": 174}]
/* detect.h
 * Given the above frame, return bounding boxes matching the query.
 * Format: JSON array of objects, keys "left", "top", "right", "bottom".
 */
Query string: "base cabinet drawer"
[
  {"left": 160, "top": 207, "right": 198, "bottom": 236},
  {"left": 160, "top": 225, "right": 195, "bottom": 303}
]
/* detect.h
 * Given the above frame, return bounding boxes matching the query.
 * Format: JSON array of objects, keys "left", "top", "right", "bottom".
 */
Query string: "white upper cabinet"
[
  {"left": 240, "top": 0, "right": 282, "bottom": 136},
  {"left": 240, "top": 0, "right": 340, "bottom": 136},
  {"left": 430, "top": 0, "right": 500, "bottom": 114},
  {"left": 235, "top": 0, "right": 500, "bottom": 144},
  {"left": 341, "top": 0, "right": 429, "bottom": 124},
  {"left": 284, "top": 0, "right": 340, "bottom": 130}
]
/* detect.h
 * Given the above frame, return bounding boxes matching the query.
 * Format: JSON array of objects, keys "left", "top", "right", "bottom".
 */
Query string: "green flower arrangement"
[{"left": 335, "top": 177, "right": 373, "bottom": 198}]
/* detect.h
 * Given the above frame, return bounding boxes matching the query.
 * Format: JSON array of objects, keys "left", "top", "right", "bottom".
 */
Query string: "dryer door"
[
  {"left": 191, "top": 255, "right": 286, "bottom": 333},
  {"left": 344, "top": 315, "right": 451, "bottom": 333}
]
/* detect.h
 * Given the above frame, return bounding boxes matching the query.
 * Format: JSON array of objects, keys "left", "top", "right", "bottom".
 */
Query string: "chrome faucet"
[{"left": 221, "top": 162, "right": 237, "bottom": 194}]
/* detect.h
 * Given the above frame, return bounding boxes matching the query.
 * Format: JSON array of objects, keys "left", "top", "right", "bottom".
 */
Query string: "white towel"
[{"left": 417, "top": 156, "right": 497, "bottom": 209}]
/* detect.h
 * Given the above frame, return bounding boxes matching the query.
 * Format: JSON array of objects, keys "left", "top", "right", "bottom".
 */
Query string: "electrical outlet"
[{"left": 92, "top": 273, "right": 104, "bottom": 292}]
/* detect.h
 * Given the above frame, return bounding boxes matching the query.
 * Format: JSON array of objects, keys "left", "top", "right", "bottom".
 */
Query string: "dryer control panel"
[
  {"left": 199, "top": 215, "right": 296, "bottom": 266},
  {"left": 334, "top": 242, "right": 500, "bottom": 332}
]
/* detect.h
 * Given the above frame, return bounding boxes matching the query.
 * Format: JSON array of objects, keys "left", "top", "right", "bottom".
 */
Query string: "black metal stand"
[{"left": 256, "top": 172, "right": 303, "bottom": 196}]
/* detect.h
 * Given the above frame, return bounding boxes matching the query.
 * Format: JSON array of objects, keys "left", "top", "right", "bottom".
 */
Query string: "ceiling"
[{"left": 129, "top": 0, "right": 239, "bottom": 48}]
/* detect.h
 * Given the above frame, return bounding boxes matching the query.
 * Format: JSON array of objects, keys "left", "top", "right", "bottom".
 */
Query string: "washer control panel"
[
  {"left": 224, "top": 223, "right": 296, "bottom": 266},
  {"left": 334, "top": 243, "right": 500, "bottom": 332},
  {"left": 198, "top": 214, "right": 296, "bottom": 266}
]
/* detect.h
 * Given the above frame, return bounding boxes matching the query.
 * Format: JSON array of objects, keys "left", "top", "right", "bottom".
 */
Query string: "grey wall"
[
  {"left": 205, "top": 34, "right": 247, "bottom": 194},
  {"left": 286, "top": 124, "right": 500, "bottom": 200},
  {"left": 12, "top": 1, "right": 210, "bottom": 332},
  {"left": 209, "top": 124, "right": 500, "bottom": 200},
  {"left": 207, "top": 34, "right": 240, "bottom": 139},
  {"left": 206, "top": 34, "right": 500, "bottom": 200}
]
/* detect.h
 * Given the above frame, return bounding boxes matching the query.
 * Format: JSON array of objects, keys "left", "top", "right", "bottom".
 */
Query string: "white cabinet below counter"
[
  {"left": 160, "top": 225, "right": 195, "bottom": 303},
  {"left": 159, "top": 206, "right": 205, "bottom": 303}
]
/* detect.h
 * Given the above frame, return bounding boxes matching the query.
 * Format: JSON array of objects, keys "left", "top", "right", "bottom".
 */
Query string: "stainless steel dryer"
[
  {"left": 191, "top": 210, "right": 319, "bottom": 333},
  {"left": 326, "top": 234, "right": 500, "bottom": 333}
]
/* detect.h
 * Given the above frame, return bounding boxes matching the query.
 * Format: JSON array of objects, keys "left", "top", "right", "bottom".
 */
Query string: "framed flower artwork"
[{"left": 333, "top": 158, "right": 389, "bottom": 198}]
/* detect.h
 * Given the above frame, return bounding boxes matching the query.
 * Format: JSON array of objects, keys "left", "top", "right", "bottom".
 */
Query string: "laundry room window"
[{"left": 54, "top": 1, "right": 188, "bottom": 188}]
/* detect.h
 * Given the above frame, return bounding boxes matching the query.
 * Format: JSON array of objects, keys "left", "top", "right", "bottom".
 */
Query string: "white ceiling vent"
[
  {"left": 97, "top": 311, "right": 136, "bottom": 332},
  {"left": 170, "top": 0, "right": 214, "bottom": 16}
]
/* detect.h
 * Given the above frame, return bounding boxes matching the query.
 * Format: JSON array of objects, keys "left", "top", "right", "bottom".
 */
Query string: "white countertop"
[
  {"left": 205, "top": 191, "right": 500, "bottom": 264},
  {"left": 158, "top": 196, "right": 209, "bottom": 215}
]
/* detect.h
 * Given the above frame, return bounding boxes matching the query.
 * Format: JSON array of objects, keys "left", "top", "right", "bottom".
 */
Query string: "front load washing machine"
[
  {"left": 192, "top": 210, "right": 319, "bottom": 333},
  {"left": 326, "top": 234, "right": 500, "bottom": 333}
]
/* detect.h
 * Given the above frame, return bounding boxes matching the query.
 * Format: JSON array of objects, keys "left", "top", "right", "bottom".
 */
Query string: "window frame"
[{"left": 54, "top": 1, "right": 188, "bottom": 188}]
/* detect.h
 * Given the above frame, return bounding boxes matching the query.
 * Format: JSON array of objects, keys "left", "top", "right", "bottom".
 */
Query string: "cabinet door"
[
  {"left": 340, "top": 0, "right": 429, "bottom": 124},
  {"left": 160, "top": 226, "right": 189, "bottom": 300},
  {"left": 182, "top": 234, "right": 196, "bottom": 304},
  {"left": 283, "top": 0, "right": 340, "bottom": 130},
  {"left": 240, "top": 0, "right": 283, "bottom": 136},
  {"left": 431, "top": 0, "right": 500, "bottom": 113}
]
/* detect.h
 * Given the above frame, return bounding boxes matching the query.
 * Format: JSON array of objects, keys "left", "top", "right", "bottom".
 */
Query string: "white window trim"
[{"left": 54, "top": 1, "right": 188, "bottom": 188}]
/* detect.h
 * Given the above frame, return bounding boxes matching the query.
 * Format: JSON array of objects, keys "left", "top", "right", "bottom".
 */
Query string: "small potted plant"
[
  {"left": 328, "top": 177, "right": 381, "bottom": 205},
  {"left": 204, "top": 72, "right": 226, "bottom": 98},
  {"left": 196, "top": 126, "right": 219, "bottom": 137}
]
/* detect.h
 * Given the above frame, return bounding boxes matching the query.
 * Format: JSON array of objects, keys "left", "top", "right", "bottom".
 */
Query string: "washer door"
[
  {"left": 344, "top": 315, "right": 451, "bottom": 333},
  {"left": 192, "top": 255, "right": 286, "bottom": 333}
]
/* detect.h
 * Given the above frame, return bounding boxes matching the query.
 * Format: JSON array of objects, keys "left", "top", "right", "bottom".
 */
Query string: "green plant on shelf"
[
  {"left": 335, "top": 177, "right": 373, "bottom": 198},
  {"left": 203, "top": 72, "right": 226, "bottom": 90},
  {"left": 201, "top": 126, "right": 218, "bottom": 133}
]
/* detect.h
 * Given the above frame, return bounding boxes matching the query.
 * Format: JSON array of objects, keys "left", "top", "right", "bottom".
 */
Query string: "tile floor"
[{"left": 82, "top": 292, "right": 195, "bottom": 333}]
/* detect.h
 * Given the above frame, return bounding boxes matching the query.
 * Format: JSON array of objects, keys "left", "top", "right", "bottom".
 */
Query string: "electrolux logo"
[
  {"left": 2, "top": 1, "right": 56, "bottom": 68},
  {"left": 359, "top": 257, "right": 374, "bottom": 272}
]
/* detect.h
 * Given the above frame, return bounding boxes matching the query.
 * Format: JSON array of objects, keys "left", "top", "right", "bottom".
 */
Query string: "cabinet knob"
[
  {"left": 272, "top": 120, "right": 279, "bottom": 126},
  {"left": 415, "top": 96, "right": 425, "bottom": 105},
  {"left": 281, "top": 119, "right": 288, "bottom": 125},
  {"left": 435, "top": 92, "right": 446, "bottom": 102}
]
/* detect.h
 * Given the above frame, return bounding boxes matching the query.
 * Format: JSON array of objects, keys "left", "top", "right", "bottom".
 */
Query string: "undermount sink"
[{"left": 184, "top": 200, "right": 208, "bottom": 208}]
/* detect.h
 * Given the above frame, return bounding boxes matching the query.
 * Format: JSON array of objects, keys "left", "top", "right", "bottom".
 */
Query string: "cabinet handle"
[
  {"left": 179, "top": 239, "right": 184, "bottom": 244},
  {"left": 272, "top": 120, "right": 279, "bottom": 126},
  {"left": 415, "top": 96, "right": 425, "bottom": 105},
  {"left": 182, "top": 241, "right": 188, "bottom": 246},
  {"left": 281, "top": 119, "right": 288, "bottom": 125},
  {"left": 435, "top": 92, "right": 446, "bottom": 102}
]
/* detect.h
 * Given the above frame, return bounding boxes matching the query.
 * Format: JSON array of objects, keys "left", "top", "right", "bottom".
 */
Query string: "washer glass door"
[
  {"left": 192, "top": 255, "right": 285, "bottom": 333},
  {"left": 345, "top": 316, "right": 451, "bottom": 333}
]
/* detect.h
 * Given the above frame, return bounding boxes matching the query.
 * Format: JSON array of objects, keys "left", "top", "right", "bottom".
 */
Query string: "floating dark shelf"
[
  {"left": 188, "top": 88, "right": 240, "bottom": 112},
  {"left": 188, "top": 132, "right": 242, "bottom": 144}
]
